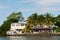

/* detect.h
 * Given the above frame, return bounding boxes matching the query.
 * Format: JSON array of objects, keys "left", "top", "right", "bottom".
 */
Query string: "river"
[{"left": 0, "top": 36, "right": 60, "bottom": 40}]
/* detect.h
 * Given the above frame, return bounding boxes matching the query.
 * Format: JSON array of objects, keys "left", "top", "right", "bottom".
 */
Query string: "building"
[
  {"left": 11, "top": 22, "right": 26, "bottom": 30},
  {"left": 7, "top": 22, "right": 26, "bottom": 35},
  {"left": 7, "top": 22, "right": 53, "bottom": 35},
  {"left": 31, "top": 25, "right": 53, "bottom": 34}
]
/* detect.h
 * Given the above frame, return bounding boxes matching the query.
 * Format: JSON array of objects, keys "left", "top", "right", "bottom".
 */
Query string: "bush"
[{"left": 56, "top": 28, "right": 60, "bottom": 32}]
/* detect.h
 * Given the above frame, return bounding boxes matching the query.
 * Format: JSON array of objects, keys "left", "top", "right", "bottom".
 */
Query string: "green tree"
[
  {"left": 7, "top": 12, "right": 16, "bottom": 20},
  {"left": 37, "top": 14, "right": 45, "bottom": 27},
  {"left": 0, "top": 19, "right": 16, "bottom": 36},
  {"left": 55, "top": 21, "right": 60, "bottom": 28},
  {"left": 27, "top": 13, "right": 38, "bottom": 27},
  {"left": 7, "top": 12, "right": 24, "bottom": 22},
  {"left": 54, "top": 14, "right": 60, "bottom": 28},
  {"left": 16, "top": 12, "right": 24, "bottom": 21},
  {"left": 44, "top": 13, "right": 54, "bottom": 27},
  {"left": 0, "top": 11, "right": 24, "bottom": 36},
  {"left": 0, "top": 27, "right": 5, "bottom": 36}
]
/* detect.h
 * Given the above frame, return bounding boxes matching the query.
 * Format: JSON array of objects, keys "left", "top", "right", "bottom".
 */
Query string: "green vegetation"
[
  {"left": 56, "top": 28, "right": 60, "bottom": 32},
  {"left": 0, "top": 12, "right": 24, "bottom": 36},
  {"left": 26, "top": 13, "right": 60, "bottom": 32},
  {"left": 27, "top": 13, "right": 54, "bottom": 28},
  {"left": 7, "top": 12, "right": 24, "bottom": 22},
  {"left": 0, "top": 12, "right": 60, "bottom": 36}
]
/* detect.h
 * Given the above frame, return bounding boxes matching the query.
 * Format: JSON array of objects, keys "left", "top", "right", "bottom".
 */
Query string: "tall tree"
[
  {"left": 27, "top": 13, "right": 38, "bottom": 27},
  {"left": 54, "top": 14, "right": 60, "bottom": 28},
  {"left": 44, "top": 13, "right": 54, "bottom": 27},
  {"left": 16, "top": 12, "right": 24, "bottom": 22},
  {"left": 7, "top": 12, "right": 24, "bottom": 22},
  {"left": 7, "top": 12, "right": 16, "bottom": 20},
  {"left": 37, "top": 14, "right": 45, "bottom": 27},
  {"left": 0, "top": 11, "right": 24, "bottom": 36}
]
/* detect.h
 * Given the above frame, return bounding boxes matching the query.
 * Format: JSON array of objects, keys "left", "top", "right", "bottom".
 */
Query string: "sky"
[{"left": 0, "top": 0, "right": 60, "bottom": 25}]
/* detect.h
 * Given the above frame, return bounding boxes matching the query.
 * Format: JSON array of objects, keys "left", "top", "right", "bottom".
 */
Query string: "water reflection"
[{"left": 0, "top": 36, "right": 60, "bottom": 40}]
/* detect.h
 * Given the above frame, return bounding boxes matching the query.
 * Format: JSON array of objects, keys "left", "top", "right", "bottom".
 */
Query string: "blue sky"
[{"left": 0, "top": 0, "right": 60, "bottom": 25}]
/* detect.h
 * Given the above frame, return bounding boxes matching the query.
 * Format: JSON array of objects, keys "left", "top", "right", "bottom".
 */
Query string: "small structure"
[{"left": 31, "top": 25, "right": 53, "bottom": 34}]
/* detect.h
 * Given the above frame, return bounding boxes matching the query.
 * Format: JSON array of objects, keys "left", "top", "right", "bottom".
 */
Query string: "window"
[
  {"left": 21, "top": 23, "right": 24, "bottom": 26},
  {"left": 16, "top": 23, "right": 20, "bottom": 26},
  {"left": 11, "top": 24, "right": 15, "bottom": 26}
]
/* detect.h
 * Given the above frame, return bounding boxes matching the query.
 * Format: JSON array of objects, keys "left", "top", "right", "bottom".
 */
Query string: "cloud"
[
  {"left": 38, "top": 7, "right": 60, "bottom": 13},
  {"left": 17, "top": 7, "right": 60, "bottom": 15},
  {"left": 18, "top": 8, "right": 33, "bottom": 12},
  {"left": 18, "top": 0, "right": 33, "bottom": 4},
  {"left": 17, "top": 0, "right": 60, "bottom": 15},
  {"left": 0, "top": 5, "right": 8, "bottom": 9},
  {"left": 34, "top": 0, "right": 60, "bottom": 6},
  {"left": 18, "top": 0, "right": 60, "bottom": 6}
]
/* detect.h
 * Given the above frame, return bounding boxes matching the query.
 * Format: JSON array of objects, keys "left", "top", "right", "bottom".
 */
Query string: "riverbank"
[
  {"left": 6, "top": 33, "right": 60, "bottom": 36},
  {"left": 52, "top": 32, "right": 60, "bottom": 36}
]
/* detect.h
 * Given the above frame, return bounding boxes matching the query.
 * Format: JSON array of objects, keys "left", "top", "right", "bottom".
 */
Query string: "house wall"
[{"left": 10, "top": 22, "right": 26, "bottom": 30}]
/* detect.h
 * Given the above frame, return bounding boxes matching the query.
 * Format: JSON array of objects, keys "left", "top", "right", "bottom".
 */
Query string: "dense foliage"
[
  {"left": 27, "top": 13, "right": 54, "bottom": 27},
  {"left": 0, "top": 12, "right": 60, "bottom": 36},
  {"left": 26, "top": 13, "right": 60, "bottom": 32},
  {"left": 0, "top": 12, "right": 24, "bottom": 36}
]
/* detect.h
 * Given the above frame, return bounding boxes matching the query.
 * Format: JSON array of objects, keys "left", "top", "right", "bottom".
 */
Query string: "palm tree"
[
  {"left": 25, "top": 13, "right": 38, "bottom": 32},
  {"left": 44, "top": 13, "right": 54, "bottom": 27},
  {"left": 27, "top": 16, "right": 33, "bottom": 27},
  {"left": 37, "top": 14, "right": 45, "bottom": 28},
  {"left": 27, "top": 13, "right": 38, "bottom": 27}
]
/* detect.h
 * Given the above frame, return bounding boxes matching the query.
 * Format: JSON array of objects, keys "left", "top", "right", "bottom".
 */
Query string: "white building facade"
[
  {"left": 11, "top": 22, "right": 26, "bottom": 30},
  {"left": 7, "top": 22, "right": 26, "bottom": 35}
]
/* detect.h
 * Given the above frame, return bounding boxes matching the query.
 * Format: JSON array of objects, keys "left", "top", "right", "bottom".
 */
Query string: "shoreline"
[{"left": 6, "top": 33, "right": 60, "bottom": 36}]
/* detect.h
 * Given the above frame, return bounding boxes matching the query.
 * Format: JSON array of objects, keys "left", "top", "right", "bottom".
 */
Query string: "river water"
[{"left": 0, "top": 36, "right": 60, "bottom": 40}]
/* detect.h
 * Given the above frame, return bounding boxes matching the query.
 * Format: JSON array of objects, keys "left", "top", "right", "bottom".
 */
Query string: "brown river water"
[{"left": 0, "top": 36, "right": 60, "bottom": 40}]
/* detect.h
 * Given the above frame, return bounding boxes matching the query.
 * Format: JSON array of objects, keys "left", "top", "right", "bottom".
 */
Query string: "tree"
[
  {"left": 0, "top": 27, "right": 5, "bottom": 36},
  {"left": 37, "top": 14, "right": 45, "bottom": 27},
  {"left": 56, "top": 14, "right": 60, "bottom": 22},
  {"left": 7, "top": 12, "right": 24, "bottom": 22},
  {"left": 57, "top": 14, "right": 60, "bottom": 18},
  {"left": 16, "top": 12, "right": 24, "bottom": 21},
  {"left": 55, "top": 21, "right": 60, "bottom": 28},
  {"left": 54, "top": 14, "right": 60, "bottom": 28},
  {"left": 0, "top": 11, "right": 24, "bottom": 36},
  {"left": 0, "top": 19, "right": 15, "bottom": 36},
  {"left": 27, "top": 13, "right": 54, "bottom": 28},
  {"left": 44, "top": 13, "right": 54, "bottom": 27},
  {"left": 7, "top": 12, "right": 16, "bottom": 20},
  {"left": 27, "top": 13, "right": 38, "bottom": 27}
]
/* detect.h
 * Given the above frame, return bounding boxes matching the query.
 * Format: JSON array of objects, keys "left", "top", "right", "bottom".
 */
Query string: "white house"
[
  {"left": 10, "top": 22, "right": 26, "bottom": 30},
  {"left": 7, "top": 22, "right": 26, "bottom": 35}
]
